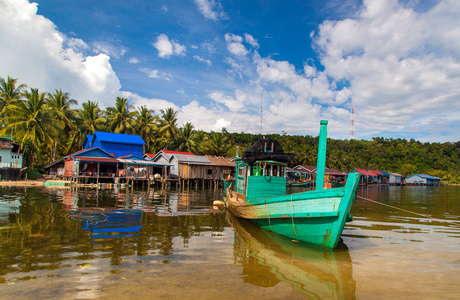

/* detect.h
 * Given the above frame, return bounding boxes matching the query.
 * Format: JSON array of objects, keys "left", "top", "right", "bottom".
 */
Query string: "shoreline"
[{"left": 0, "top": 180, "right": 45, "bottom": 187}]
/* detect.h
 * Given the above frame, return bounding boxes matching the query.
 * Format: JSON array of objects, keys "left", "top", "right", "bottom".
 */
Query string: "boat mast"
[
  {"left": 315, "top": 120, "right": 328, "bottom": 190},
  {"left": 260, "top": 92, "right": 263, "bottom": 137}
]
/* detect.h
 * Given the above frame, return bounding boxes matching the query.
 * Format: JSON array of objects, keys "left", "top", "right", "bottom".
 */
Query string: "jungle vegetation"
[{"left": 1, "top": 76, "right": 459, "bottom": 183}]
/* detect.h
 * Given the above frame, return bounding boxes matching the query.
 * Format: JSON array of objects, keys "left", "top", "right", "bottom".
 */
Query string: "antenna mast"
[
  {"left": 260, "top": 92, "right": 263, "bottom": 137},
  {"left": 350, "top": 107, "right": 355, "bottom": 140}
]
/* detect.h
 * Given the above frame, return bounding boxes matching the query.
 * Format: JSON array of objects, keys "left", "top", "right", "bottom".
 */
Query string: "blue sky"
[{"left": 1, "top": 0, "right": 459, "bottom": 142}]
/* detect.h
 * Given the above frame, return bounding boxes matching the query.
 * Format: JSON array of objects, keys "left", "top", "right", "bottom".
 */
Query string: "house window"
[
  {"left": 0, "top": 156, "right": 2, "bottom": 162},
  {"left": 207, "top": 169, "right": 213, "bottom": 175}
]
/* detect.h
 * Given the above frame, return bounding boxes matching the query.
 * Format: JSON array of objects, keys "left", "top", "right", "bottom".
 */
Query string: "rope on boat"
[
  {"left": 266, "top": 201, "right": 275, "bottom": 233},
  {"left": 290, "top": 194, "right": 299, "bottom": 242},
  {"left": 356, "top": 195, "right": 460, "bottom": 227}
]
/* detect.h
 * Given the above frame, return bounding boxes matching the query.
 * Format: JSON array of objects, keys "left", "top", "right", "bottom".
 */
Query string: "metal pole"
[{"left": 315, "top": 120, "right": 328, "bottom": 190}]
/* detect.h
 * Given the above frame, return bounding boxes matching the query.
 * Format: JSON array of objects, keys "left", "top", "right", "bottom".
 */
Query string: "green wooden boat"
[{"left": 223, "top": 120, "right": 360, "bottom": 248}]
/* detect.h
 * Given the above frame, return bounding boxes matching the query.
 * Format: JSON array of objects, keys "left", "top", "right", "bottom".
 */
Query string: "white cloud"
[
  {"left": 161, "top": 5, "right": 168, "bottom": 12},
  {"left": 227, "top": 42, "right": 248, "bottom": 57},
  {"left": 225, "top": 33, "right": 243, "bottom": 43},
  {"left": 0, "top": 0, "right": 121, "bottom": 108},
  {"left": 194, "top": 0, "right": 226, "bottom": 21},
  {"left": 193, "top": 55, "right": 212, "bottom": 66},
  {"left": 93, "top": 41, "right": 126, "bottom": 59},
  {"left": 122, "top": 91, "right": 178, "bottom": 115},
  {"left": 225, "top": 33, "right": 248, "bottom": 57},
  {"left": 312, "top": 0, "right": 460, "bottom": 139},
  {"left": 153, "top": 34, "right": 186, "bottom": 58},
  {"left": 129, "top": 57, "right": 140, "bottom": 64},
  {"left": 244, "top": 33, "right": 259, "bottom": 48},
  {"left": 140, "top": 68, "right": 173, "bottom": 81},
  {"left": 208, "top": 90, "right": 249, "bottom": 111}
]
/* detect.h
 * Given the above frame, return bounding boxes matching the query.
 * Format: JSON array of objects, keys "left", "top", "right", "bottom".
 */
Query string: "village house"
[
  {"left": 146, "top": 150, "right": 195, "bottom": 179},
  {"left": 0, "top": 135, "right": 23, "bottom": 180},
  {"left": 405, "top": 174, "right": 441, "bottom": 186},
  {"left": 389, "top": 173, "right": 405, "bottom": 185},
  {"left": 84, "top": 131, "right": 146, "bottom": 158}
]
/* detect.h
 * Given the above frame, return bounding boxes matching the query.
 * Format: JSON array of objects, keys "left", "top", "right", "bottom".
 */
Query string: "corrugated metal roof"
[
  {"left": 389, "top": 173, "right": 404, "bottom": 177},
  {"left": 64, "top": 147, "right": 116, "bottom": 159},
  {"left": 294, "top": 165, "right": 317, "bottom": 172},
  {"left": 411, "top": 174, "right": 441, "bottom": 180},
  {"left": 178, "top": 155, "right": 211, "bottom": 164},
  {"left": 118, "top": 158, "right": 169, "bottom": 166},
  {"left": 206, "top": 156, "right": 234, "bottom": 167},
  {"left": 175, "top": 154, "right": 209, "bottom": 163},
  {"left": 353, "top": 168, "right": 377, "bottom": 176},
  {"left": 379, "top": 171, "right": 391, "bottom": 176},
  {"left": 94, "top": 131, "right": 146, "bottom": 145},
  {"left": 75, "top": 157, "right": 120, "bottom": 163},
  {"left": 325, "top": 169, "right": 347, "bottom": 175}
]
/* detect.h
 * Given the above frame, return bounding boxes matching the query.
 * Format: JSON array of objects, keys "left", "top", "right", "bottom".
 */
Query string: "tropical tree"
[
  {"left": 47, "top": 89, "right": 78, "bottom": 159},
  {"left": 202, "top": 132, "right": 231, "bottom": 156},
  {"left": 1, "top": 88, "right": 61, "bottom": 167},
  {"left": 0, "top": 76, "right": 27, "bottom": 121},
  {"left": 177, "top": 122, "right": 196, "bottom": 153},
  {"left": 78, "top": 100, "right": 106, "bottom": 136},
  {"left": 158, "top": 107, "right": 179, "bottom": 150},
  {"left": 135, "top": 106, "right": 159, "bottom": 153},
  {"left": 106, "top": 97, "right": 135, "bottom": 134},
  {"left": 47, "top": 89, "right": 78, "bottom": 130}
]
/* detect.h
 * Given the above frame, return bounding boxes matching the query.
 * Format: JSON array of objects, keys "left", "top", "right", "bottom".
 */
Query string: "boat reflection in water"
[
  {"left": 229, "top": 213, "right": 356, "bottom": 299},
  {"left": 68, "top": 208, "right": 143, "bottom": 239}
]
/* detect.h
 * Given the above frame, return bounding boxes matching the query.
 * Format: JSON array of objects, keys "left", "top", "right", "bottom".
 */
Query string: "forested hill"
[{"left": 224, "top": 131, "right": 460, "bottom": 184}]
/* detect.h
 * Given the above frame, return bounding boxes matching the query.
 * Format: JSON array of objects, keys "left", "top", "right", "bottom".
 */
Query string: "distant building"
[
  {"left": 147, "top": 150, "right": 195, "bottom": 179},
  {"left": 0, "top": 136, "right": 23, "bottom": 180},
  {"left": 389, "top": 173, "right": 405, "bottom": 185},
  {"left": 406, "top": 174, "right": 441, "bottom": 186},
  {"left": 83, "top": 132, "right": 146, "bottom": 158}
]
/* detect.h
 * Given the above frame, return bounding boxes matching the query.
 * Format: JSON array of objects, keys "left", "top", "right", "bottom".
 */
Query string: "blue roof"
[
  {"left": 379, "top": 171, "right": 391, "bottom": 176},
  {"left": 93, "top": 131, "right": 145, "bottom": 145},
  {"left": 410, "top": 174, "right": 441, "bottom": 180}
]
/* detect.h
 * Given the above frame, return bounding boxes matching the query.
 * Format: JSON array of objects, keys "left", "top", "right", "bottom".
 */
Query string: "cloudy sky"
[{"left": 1, "top": 0, "right": 459, "bottom": 142}]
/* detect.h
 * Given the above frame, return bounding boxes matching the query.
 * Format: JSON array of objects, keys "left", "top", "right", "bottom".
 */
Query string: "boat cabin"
[{"left": 234, "top": 139, "right": 294, "bottom": 201}]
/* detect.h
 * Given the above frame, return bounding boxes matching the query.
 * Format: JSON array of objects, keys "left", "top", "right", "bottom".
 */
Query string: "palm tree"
[
  {"left": 158, "top": 107, "right": 179, "bottom": 150},
  {"left": 0, "top": 76, "right": 27, "bottom": 121},
  {"left": 47, "top": 90, "right": 78, "bottom": 159},
  {"left": 106, "top": 97, "right": 135, "bottom": 134},
  {"left": 47, "top": 89, "right": 78, "bottom": 130},
  {"left": 177, "top": 122, "right": 196, "bottom": 153},
  {"left": 1, "top": 88, "right": 61, "bottom": 167},
  {"left": 78, "top": 100, "right": 106, "bottom": 136},
  {"left": 202, "top": 132, "right": 231, "bottom": 156},
  {"left": 135, "top": 106, "right": 159, "bottom": 153}
]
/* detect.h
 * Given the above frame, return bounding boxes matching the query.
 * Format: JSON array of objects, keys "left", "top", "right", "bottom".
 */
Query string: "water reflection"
[
  {"left": 0, "top": 186, "right": 228, "bottom": 286},
  {"left": 229, "top": 213, "right": 356, "bottom": 299}
]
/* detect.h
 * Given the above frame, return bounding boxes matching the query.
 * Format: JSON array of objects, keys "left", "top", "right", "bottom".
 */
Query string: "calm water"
[{"left": 0, "top": 185, "right": 459, "bottom": 299}]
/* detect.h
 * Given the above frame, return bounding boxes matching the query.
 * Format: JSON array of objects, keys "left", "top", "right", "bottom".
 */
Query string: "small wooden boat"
[
  {"left": 286, "top": 179, "right": 310, "bottom": 187},
  {"left": 223, "top": 120, "right": 360, "bottom": 248}
]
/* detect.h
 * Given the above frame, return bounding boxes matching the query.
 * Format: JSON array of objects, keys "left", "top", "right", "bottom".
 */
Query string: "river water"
[{"left": 0, "top": 185, "right": 459, "bottom": 299}]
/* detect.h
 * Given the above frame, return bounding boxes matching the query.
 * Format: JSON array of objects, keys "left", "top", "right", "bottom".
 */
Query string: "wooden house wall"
[
  {"left": 63, "top": 160, "right": 77, "bottom": 177},
  {"left": 179, "top": 164, "right": 230, "bottom": 180}
]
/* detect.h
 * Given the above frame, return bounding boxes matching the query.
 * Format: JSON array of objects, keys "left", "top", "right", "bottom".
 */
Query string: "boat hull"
[{"left": 224, "top": 173, "right": 360, "bottom": 248}]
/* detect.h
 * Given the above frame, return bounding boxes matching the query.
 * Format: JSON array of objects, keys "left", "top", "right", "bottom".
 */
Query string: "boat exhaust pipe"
[{"left": 315, "top": 120, "right": 328, "bottom": 190}]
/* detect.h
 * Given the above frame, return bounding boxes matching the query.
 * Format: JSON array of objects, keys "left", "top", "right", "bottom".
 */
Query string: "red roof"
[
  {"left": 144, "top": 153, "right": 155, "bottom": 158},
  {"left": 161, "top": 150, "right": 195, "bottom": 155},
  {"left": 353, "top": 168, "right": 377, "bottom": 176}
]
